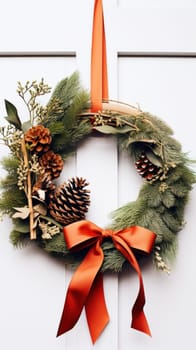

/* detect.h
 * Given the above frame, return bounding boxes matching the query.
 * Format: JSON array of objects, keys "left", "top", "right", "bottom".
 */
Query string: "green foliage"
[
  {"left": 64, "top": 89, "right": 89, "bottom": 121},
  {"left": 94, "top": 125, "right": 134, "bottom": 134},
  {"left": 158, "top": 238, "right": 178, "bottom": 263},
  {"left": 110, "top": 159, "right": 195, "bottom": 267},
  {"left": 48, "top": 72, "right": 81, "bottom": 112},
  {"left": 161, "top": 190, "right": 176, "bottom": 208},
  {"left": 9, "top": 214, "right": 31, "bottom": 248},
  {"left": 13, "top": 218, "right": 30, "bottom": 233},
  {"left": 102, "top": 246, "right": 125, "bottom": 272},
  {"left": 0, "top": 157, "right": 19, "bottom": 188},
  {"left": 42, "top": 233, "right": 69, "bottom": 255},
  {"left": 50, "top": 121, "right": 91, "bottom": 157},
  {"left": 0, "top": 156, "right": 19, "bottom": 175},
  {"left": 0, "top": 156, "right": 27, "bottom": 214},
  {"left": 161, "top": 211, "right": 183, "bottom": 233},
  {"left": 169, "top": 163, "right": 195, "bottom": 186},
  {"left": 44, "top": 121, "right": 65, "bottom": 135},
  {"left": 10, "top": 229, "right": 29, "bottom": 247},
  {"left": 4, "top": 100, "right": 22, "bottom": 130},
  {"left": 0, "top": 187, "right": 26, "bottom": 214},
  {"left": 43, "top": 72, "right": 91, "bottom": 157},
  {"left": 145, "top": 113, "right": 174, "bottom": 135},
  {"left": 117, "top": 112, "right": 185, "bottom": 168}
]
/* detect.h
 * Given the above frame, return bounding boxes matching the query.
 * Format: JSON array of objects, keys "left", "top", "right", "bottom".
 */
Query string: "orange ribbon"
[
  {"left": 91, "top": 0, "right": 109, "bottom": 112},
  {"left": 57, "top": 220, "right": 156, "bottom": 343}
]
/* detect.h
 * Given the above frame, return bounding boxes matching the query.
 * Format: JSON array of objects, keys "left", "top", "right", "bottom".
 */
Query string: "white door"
[{"left": 0, "top": 1, "right": 196, "bottom": 349}]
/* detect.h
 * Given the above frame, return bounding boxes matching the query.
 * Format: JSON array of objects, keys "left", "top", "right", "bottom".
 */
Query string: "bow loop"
[
  {"left": 117, "top": 226, "right": 156, "bottom": 253},
  {"left": 64, "top": 220, "right": 102, "bottom": 251}
]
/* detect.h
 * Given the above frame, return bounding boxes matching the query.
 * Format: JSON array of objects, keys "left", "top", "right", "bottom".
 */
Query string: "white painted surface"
[
  {"left": 117, "top": 56, "right": 196, "bottom": 349},
  {"left": 0, "top": 58, "right": 77, "bottom": 350},
  {"left": 0, "top": 1, "right": 196, "bottom": 349}
]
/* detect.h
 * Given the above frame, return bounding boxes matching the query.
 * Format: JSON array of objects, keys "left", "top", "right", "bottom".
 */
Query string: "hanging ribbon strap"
[
  {"left": 91, "top": 0, "right": 109, "bottom": 112},
  {"left": 57, "top": 220, "right": 156, "bottom": 343}
]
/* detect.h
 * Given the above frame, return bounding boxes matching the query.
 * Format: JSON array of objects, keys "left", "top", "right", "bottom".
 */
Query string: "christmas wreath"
[
  {"left": 0, "top": 71, "right": 195, "bottom": 341},
  {"left": 0, "top": 72, "right": 195, "bottom": 272}
]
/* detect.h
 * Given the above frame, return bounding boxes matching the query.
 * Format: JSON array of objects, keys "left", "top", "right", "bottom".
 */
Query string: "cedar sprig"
[{"left": 35, "top": 97, "right": 64, "bottom": 124}]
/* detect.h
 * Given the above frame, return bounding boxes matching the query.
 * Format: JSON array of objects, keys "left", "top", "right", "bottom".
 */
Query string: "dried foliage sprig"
[{"left": 17, "top": 79, "right": 52, "bottom": 125}]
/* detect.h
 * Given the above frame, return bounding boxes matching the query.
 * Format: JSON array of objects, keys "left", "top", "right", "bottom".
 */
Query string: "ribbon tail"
[
  {"left": 113, "top": 237, "right": 152, "bottom": 336},
  {"left": 57, "top": 241, "right": 106, "bottom": 339},
  {"left": 56, "top": 265, "right": 89, "bottom": 337},
  {"left": 131, "top": 277, "right": 151, "bottom": 336},
  {"left": 85, "top": 272, "right": 109, "bottom": 343},
  {"left": 130, "top": 252, "right": 151, "bottom": 336},
  {"left": 131, "top": 309, "right": 151, "bottom": 337}
]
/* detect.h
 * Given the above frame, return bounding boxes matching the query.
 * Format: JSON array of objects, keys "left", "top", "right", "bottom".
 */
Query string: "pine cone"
[
  {"left": 135, "top": 152, "right": 163, "bottom": 182},
  {"left": 32, "top": 173, "right": 56, "bottom": 201},
  {"left": 39, "top": 150, "right": 63, "bottom": 179},
  {"left": 49, "top": 177, "right": 90, "bottom": 225},
  {"left": 24, "top": 125, "right": 52, "bottom": 153}
]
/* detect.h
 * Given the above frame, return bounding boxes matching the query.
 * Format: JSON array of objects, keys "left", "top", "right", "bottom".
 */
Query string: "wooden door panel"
[
  {"left": 0, "top": 56, "right": 77, "bottom": 350},
  {"left": 0, "top": 1, "right": 196, "bottom": 349},
  {"left": 117, "top": 56, "right": 196, "bottom": 349}
]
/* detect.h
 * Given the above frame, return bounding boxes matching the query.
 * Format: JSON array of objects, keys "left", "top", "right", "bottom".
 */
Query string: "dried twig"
[{"left": 21, "top": 137, "right": 36, "bottom": 239}]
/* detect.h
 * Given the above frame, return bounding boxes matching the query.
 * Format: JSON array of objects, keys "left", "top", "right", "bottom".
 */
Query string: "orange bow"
[{"left": 57, "top": 220, "right": 156, "bottom": 343}]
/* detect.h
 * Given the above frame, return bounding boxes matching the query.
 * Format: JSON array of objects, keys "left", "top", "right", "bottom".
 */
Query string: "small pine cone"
[
  {"left": 49, "top": 177, "right": 90, "bottom": 225},
  {"left": 39, "top": 150, "right": 63, "bottom": 180},
  {"left": 135, "top": 152, "right": 163, "bottom": 182},
  {"left": 24, "top": 125, "right": 52, "bottom": 153},
  {"left": 32, "top": 173, "right": 56, "bottom": 200}
]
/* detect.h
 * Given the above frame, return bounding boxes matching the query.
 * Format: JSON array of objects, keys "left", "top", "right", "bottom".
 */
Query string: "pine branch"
[
  {"left": 63, "top": 89, "right": 89, "bottom": 127},
  {"left": 0, "top": 186, "right": 27, "bottom": 214},
  {"left": 47, "top": 71, "right": 82, "bottom": 112},
  {"left": 9, "top": 229, "right": 30, "bottom": 248},
  {"left": 0, "top": 155, "right": 27, "bottom": 214}
]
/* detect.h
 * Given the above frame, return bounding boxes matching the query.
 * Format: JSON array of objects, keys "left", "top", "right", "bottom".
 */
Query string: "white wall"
[{"left": 0, "top": 1, "right": 196, "bottom": 349}]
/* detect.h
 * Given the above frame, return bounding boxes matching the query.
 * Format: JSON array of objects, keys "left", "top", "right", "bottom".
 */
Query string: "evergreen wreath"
[{"left": 0, "top": 71, "right": 195, "bottom": 274}]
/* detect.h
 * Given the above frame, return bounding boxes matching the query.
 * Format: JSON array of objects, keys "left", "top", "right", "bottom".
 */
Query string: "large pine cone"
[
  {"left": 49, "top": 177, "right": 90, "bottom": 225},
  {"left": 39, "top": 150, "right": 63, "bottom": 179},
  {"left": 24, "top": 125, "right": 52, "bottom": 153}
]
